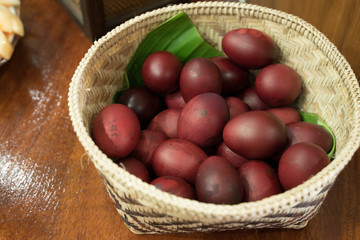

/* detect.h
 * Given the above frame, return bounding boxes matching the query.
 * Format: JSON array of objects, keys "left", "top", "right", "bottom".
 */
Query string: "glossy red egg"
[
  {"left": 152, "top": 138, "right": 208, "bottom": 184},
  {"left": 222, "top": 28, "right": 277, "bottom": 69},
  {"left": 92, "top": 104, "right": 140, "bottom": 159},
  {"left": 164, "top": 90, "right": 186, "bottom": 109},
  {"left": 118, "top": 157, "right": 150, "bottom": 183},
  {"left": 238, "top": 86, "right": 270, "bottom": 110},
  {"left": 286, "top": 121, "right": 333, "bottom": 153},
  {"left": 131, "top": 129, "right": 167, "bottom": 168},
  {"left": 177, "top": 93, "right": 230, "bottom": 148},
  {"left": 147, "top": 108, "right": 182, "bottom": 139},
  {"left": 239, "top": 160, "right": 282, "bottom": 202},
  {"left": 266, "top": 107, "right": 301, "bottom": 125},
  {"left": 223, "top": 110, "right": 287, "bottom": 159},
  {"left": 179, "top": 57, "right": 222, "bottom": 102},
  {"left": 225, "top": 96, "right": 249, "bottom": 119},
  {"left": 210, "top": 56, "right": 250, "bottom": 95},
  {"left": 115, "top": 86, "right": 161, "bottom": 128},
  {"left": 255, "top": 64, "right": 302, "bottom": 107},
  {"left": 141, "top": 51, "right": 182, "bottom": 93},
  {"left": 150, "top": 176, "right": 195, "bottom": 200},
  {"left": 278, "top": 142, "right": 330, "bottom": 190},
  {"left": 196, "top": 156, "right": 243, "bottom": 204},
  {"left": 216, "top": 141, "right": 248, "bottom": 169}
]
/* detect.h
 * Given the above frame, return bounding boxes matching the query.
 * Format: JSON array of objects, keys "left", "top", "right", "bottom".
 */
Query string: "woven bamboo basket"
[{"left": 68, "top": 1, "right": 360, "bottom": 234}]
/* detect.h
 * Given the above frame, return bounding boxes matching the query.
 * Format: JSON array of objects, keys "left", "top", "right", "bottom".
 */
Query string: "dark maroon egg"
[
  {"left": 238, "top": 86, "right": 270, "bottom": 110},
  {"left": 278, "top": 142, "right": 330, "bottom": 190},
  {"left": 223, "top": 110, "right": 287, "bottom": 159},
  {"left": 196, "top": 156, "right": 243, "bottom": 204},
  {"left": 179, "top": 57, "right": 222, "bottom": 102},
  {"left": 115, "top": 86, "right": 161, "bottom": 128},
  {"left": 222, "top": 28, "right": 277, "bottom": 69},
  {"left": 286, "top": 121, "right": 333, "bottom": 153},
  {"left": 164, "top": 90, "right": 186, "bottom": 108},
  {"left": 131, "top": 129, "right": 167, "bottom": 168},
  {"left": 150, "top": 176, "right": 195, "bottom": 200},
  {"left": 255, "top": 64, "right": 302, "bottom": 107},
  {"left": 92, "top": 104, "right": 140, "bottom": 159},
  {"left": 239, "top": 160, "right": 282, "bottom": 202},
  {"left": 225, "top": 96, "right": 249, "bottom": 119},
  {"left": 118, "top": 157, "right": 150, "bottom": 182},
  {"left": 141, "top": 51, "right": 182, "bottom": 93},
  {"left": 177, "top": 92, "right": 230, "bottom": 148},
  {"left": 152, "top": 138, "right": 208, "bottom": 184},
  {"left": 266, "top": 107, "right": 301, "bottom": 125},
  {"left": 210, "top": 56, "right": 250, "bottom": 95},
  {"left": 216, "top": 141, "right": 248, "bottom": 169},
  {"left": 147, "top": 108, "right": 182, "bottom": 139}
]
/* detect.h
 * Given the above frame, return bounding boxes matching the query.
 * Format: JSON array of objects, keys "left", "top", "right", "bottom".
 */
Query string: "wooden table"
[{"left": 0, "top": 0, "right": 359, "bottom": 239}]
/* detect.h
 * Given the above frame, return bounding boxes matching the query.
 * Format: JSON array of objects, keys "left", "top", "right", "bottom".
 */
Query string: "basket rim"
[{"left": 68, "top": 1, "right": 360, "bottom": 220}]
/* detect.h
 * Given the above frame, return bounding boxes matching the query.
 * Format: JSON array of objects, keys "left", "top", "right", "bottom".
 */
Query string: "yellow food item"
[
  {"left": 0, "top": 4, "right": 24, "bottom": 37},
  {"left": 0, "top": 2, "right": 23, "bottom": 62},
  {"left": 0, "top": 30, "right": 14, "bottom": 60},
  {"left": 0, "top": 0, "right": 20, "bottom": 6}
]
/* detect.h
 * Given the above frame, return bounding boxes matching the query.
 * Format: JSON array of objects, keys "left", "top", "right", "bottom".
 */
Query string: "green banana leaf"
[
  {"left": 299, "top": 111, "right": 336, "bottom": 159},
  {"left": 124, "top": 11, "right": 223, "bottom": 90}
]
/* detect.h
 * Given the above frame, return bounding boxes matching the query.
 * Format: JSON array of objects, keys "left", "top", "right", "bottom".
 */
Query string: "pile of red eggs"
[{"left": 92, "top": 28, "right": 332, "bottom": 204}]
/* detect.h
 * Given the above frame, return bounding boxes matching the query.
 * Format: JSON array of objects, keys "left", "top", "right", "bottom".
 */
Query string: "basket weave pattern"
[{"left": 68, "top": 2, "right": 360, "bottom": 234}]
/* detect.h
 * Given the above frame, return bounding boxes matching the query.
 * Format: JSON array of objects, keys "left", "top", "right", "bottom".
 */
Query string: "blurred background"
[{"left": 57, "top": 0, "right": 359, "bottom": 77}]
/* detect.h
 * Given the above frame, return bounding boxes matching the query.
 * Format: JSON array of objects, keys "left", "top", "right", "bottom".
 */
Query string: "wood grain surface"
[{"left": 0, "top": 0, "right": 359, "bottom": 239}]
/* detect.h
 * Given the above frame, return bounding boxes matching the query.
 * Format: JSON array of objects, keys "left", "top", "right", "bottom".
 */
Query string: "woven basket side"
[
  {"left": 102, "top": 171, "right": 333, "bottom": 233},
  {"left": 68, "top": 1, "right": 360, "bottom": 233}
]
